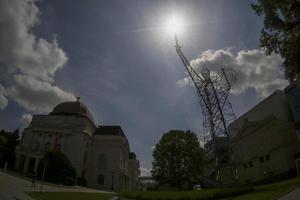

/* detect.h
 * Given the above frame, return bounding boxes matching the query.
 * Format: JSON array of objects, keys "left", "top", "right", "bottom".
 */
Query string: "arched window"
[{"left": 98, "top": 174, "right": 104, "bottom": 185}]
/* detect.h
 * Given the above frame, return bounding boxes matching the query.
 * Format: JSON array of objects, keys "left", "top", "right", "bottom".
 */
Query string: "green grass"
[
  {"left": 119, "top": 187, "right": 254, "bottom": 200},
  {"left": 28, "top": 192, "right": 115, "bottom": 200},
  {"left": 27, "top": 177, "right": 300, "bottom": 200},
  {"left": 227, "top": 176, "right": 300, "bottom": 200},
  {"left": 119, "top": 177, "right": 300, "bottom": 200}
]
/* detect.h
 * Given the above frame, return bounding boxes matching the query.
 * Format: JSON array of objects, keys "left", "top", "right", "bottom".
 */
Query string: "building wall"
[
  {"left": 15, "top": 114, "right": 94, "bottom": 176},
  {"left": 229, "top": 90, "right": 293, "bottom": 138},
  {"left": 85, "top": 134, "right": 138, "bottom": 191},
  {"left": 231, "top": 119, "right": 299, "bottom": 183},
  {"left": 15, "top": 110, "right": 140, "bottom": 191},
  {"left": 228, "top": 90, "right": 300, "bottom": 184}
]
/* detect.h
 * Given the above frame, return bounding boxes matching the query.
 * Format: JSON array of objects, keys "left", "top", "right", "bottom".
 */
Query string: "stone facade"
[
  {"left": 228, "top": 90, "right": 300, "bottom": 184},
  {"left": 14, "top": 99, "right": 140, "bottom": 191}
]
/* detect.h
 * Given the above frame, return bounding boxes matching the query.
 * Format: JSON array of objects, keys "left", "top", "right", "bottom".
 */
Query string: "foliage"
[
  {"left": 37, "top": 151, "right": 77, "bottom": 185},
  {"left": 77, "top": 176, "right": 87, "bottom": 186},
  {"left": 251, "top": 0, "right": 300, "bottom": 81},
  {"left": 28, "top": 192, "right": 115, "bottom": 200},
  {"left": 152, "top": 130, "right": 205, "bottom": 190},
  {"left": 0, "top": 129, "right": 20, "bottom": 169},
  {"left": 119, "top": 186, "right": 253, "bottom": 200}
]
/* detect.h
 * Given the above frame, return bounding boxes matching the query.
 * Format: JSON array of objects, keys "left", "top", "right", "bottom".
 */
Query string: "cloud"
[
  {"left": 140, "top": 167, "right": 152, "bottom": 176},
  {"left": 7, "top": 74, "right": 74, "bottom": 113},
  {"left": 176, "top": 77, "right": 190, "bottom": 88},
  {"left": 0, "top": 0, "right": 74, "bottom": 113},
  {"left": 20, "top": 113, "right": 32, "bottom": 127},
  {"left": 179, "top": 49, "right": 289, "bottom": 97},
  {"left": 0, "top": 84, "right": 8, "bottom": 110}
]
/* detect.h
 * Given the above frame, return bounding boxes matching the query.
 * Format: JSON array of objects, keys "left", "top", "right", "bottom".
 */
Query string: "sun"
[{"left": 165, "top": 15, "right": 184, "bottom": 34}]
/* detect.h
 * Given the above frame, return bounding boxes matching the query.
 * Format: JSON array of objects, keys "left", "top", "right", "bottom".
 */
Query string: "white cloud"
[
  {"left": 7, "top": 74, "right": 74, "bottom": 113},
  {"left": 0, "top": 0, "right": 74, "bottom": 113},
  {"left": 180, "top": 48, "right": 289, "bottom": 97},
  {"left": 176, "top": 77, "right": 190, "bottom": 88},
  {"left": 0, "top": 84, "right": 8, "bottom": 110},
  {"left": 140, "top": 167, "right": 152, "bottom": 177},
  {"left": 20, "top": 113, "right": 32, "bottom": 127}
]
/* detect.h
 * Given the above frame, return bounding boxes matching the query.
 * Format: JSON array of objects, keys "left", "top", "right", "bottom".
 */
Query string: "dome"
[{"left": 50, "top": 98, "right": 95, "bottom": 125}]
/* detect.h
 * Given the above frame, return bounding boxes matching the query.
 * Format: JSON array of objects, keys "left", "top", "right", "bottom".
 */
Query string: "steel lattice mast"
[{"left": 174, "top": 33, "right": 236, "bottom": 180}]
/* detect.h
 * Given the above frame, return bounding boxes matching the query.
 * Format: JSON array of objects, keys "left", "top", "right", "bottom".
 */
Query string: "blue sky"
[{"left": 0, "top": 0, "right": 288, "bottom": 174}]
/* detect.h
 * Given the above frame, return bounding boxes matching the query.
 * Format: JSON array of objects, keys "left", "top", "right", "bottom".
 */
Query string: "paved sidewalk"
[
  {"left": 0, "top": 170, "right": 112, "bottom": 200},
  {"left": 277, "top": 186, "right": 300, "bottom": 200}
]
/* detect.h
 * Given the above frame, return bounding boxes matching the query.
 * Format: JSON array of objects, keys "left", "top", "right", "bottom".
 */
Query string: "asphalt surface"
[
  {"left": 0, "top": 170, "right": 112, "bottom": 200},
  {"left": 277, "top": 186, "right": 300, "bottom": 200}
]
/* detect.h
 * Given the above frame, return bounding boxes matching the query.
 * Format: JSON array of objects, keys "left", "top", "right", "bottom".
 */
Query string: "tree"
[
  {"left": 38, "top": 151, "right": 77, "bottom": 185},
  {"left": 151, "top": 130, "right": 205, "bottom": 190},
  {"left": 0, "top": 129, "right": 20, "bottom": 169},
  {"left": 251, "top": 0, "right": 300, "bottom": 81}
]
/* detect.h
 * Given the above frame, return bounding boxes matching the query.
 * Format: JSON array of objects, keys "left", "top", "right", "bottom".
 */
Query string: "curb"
[
  {"left": 25, "top": 192, "right": 42, "bottom": 200},
  {"left": 273, "top": 185, "right": 300, "bottom": 200}
]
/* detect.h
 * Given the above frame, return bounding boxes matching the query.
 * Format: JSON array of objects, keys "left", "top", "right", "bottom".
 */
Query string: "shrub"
[
  {"left": 77, "top": 177, "right": 87, "bottom": 186},
  {"left": 37, "top": 151, "right": 77, "bottom": 184}
]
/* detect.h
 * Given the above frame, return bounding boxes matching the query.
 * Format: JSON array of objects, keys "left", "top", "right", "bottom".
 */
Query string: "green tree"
[
  {"left": 38, "top": 151, "right": 77, "bottom": 185},
  {"left": 151, "top": 130, "right": 205, "bottom": 190},
  {"left": 251, "top": 0, "right": 300, "bottom": 81},
  {"left": 0, "top": 129, "right": 20, "bottom": 169}
]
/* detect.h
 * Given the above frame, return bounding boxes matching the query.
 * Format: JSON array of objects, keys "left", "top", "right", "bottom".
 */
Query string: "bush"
[
  {"left": 37, "top": 151, "right": 77, "bottom": 184},
  {"left": 63, "top": 177, "right": 76, "bottom": 186},
  {"left": 77, "top": 177, "right": 87, "bottom": 186}
]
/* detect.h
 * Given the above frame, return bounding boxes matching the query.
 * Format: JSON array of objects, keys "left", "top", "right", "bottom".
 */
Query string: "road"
[{"left": 0, "top": 170, "right": 112, "bottom": 200}]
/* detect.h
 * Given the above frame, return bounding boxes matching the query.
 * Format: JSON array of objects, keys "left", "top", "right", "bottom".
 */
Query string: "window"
[{"left": 98, "top": 174, "right": 104, "bottom": 185}]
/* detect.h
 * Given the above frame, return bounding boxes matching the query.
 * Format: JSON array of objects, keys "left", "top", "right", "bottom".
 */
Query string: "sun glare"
[{"left": 165, "top": 15, "right": 184, "bottom": 34}]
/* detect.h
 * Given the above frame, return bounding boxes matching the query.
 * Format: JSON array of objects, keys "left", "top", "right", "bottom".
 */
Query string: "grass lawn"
[
  {"left": 27, "top": 177, "right": 300, "bottom": 200},
  {"left": 28, "top": 192, "right": 117, "bottom": 200},
  {"left": 227, "top": 176, "right": 300, "bottom": 200},
  {"left": 119, "top": 177, "right": 300, "bottom": 200}
]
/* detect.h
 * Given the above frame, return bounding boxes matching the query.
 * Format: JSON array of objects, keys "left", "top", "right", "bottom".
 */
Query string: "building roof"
[
  {"left": 49, "top": 98, "right": 96, "bottom": 125},
  {"left": 94, "top": 126, "right": 126, "bottom": 138}
]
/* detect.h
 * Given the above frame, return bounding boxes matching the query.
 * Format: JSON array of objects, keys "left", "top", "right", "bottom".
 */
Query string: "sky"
[{"left": 0, "top": 0, "right": 289, "bottom": 176}]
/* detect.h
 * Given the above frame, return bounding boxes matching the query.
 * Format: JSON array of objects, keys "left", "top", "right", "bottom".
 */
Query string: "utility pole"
[{"left": 40, "top": 158, "right": 48, "bottom": 192}]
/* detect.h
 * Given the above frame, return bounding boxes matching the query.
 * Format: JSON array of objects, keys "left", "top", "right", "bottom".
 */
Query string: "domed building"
[{"left": 15, "top": 98, "right": 140, "bottom": 191}]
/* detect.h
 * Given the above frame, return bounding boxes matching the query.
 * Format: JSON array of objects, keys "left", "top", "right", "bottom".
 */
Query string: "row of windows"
[{"left": 243, "top": 154, "right": 271, "bottom": 169}]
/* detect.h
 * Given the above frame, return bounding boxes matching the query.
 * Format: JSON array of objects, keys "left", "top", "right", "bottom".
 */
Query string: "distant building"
[
  {"left": 139, "top": 176, "right": 156, "bottom": 191},
  {"left": 228, "top": 89, "right": 300, "bottom": 184},
  {"left": 14, "top": 98, "right": 140, "bottom": 191}
]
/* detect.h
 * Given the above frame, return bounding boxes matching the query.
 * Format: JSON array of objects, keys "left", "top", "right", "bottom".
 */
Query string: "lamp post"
[{"left": 40, "top": 158, "right": 48, "bottom": 192}]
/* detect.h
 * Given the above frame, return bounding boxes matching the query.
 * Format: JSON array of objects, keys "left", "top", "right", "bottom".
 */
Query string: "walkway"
[
  {"left": 0, "top": 170, "right": 112, "bottom": 200},
  {"left": 277, "top": 186, "right": 300, "bottom": 200}
]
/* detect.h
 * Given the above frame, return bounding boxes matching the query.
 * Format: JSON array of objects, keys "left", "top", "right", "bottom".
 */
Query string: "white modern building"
[
  {"left": 14, "top": 98, "right": 140, "bottom": 191},
  {"left": 228, "top": 89, "right": 300, "bottom": 184}
]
